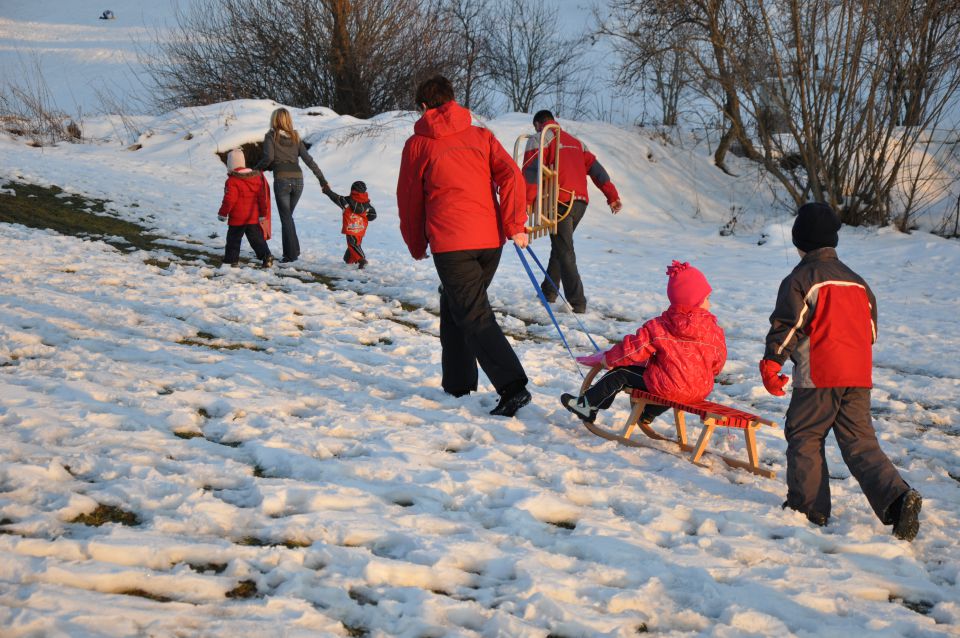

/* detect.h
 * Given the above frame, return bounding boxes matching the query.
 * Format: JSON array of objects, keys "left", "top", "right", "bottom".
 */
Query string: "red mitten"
[
  {"left": 576, "top": 351, "right": 606, "bottom": 368},
  {"left": 759, "top": 359, "right": 789, "bottom": 396}
]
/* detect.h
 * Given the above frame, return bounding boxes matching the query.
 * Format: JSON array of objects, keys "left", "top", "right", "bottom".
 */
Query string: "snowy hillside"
[
  {"left": 1, "top": 98, "right": 959, "bottom": 637},
  {"left": 2, "top": 2, "right": 960, "bottom": 637}
]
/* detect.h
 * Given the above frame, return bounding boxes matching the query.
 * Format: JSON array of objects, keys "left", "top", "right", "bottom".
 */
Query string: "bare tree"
[
  {"left": 484, "top": 0, "right": 590, "bottom": 114},
  {"left": 597, "top": 1, "right": 697, "bottom": 126},
  {"left": 440, "top": 0, "right": 496, "bottom": 115},
  {"left": 144, "top": 0, "right": 457, "bottom": 117},
  {"left": 602, "top": 0, "right": 960, "bottom": 227}
]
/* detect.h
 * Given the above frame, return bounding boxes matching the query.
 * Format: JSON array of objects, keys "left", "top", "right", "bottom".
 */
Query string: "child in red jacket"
[
  {"left": 760, "top": 202, "right": 921, "bottom": 540},
  {"left": 218, "top": 149, "right": 273, "bottom": 268},
  {"left": 562, "top": 261, "right": 726, "bottom": 424},
  {"left": 322, "top": 180, "right": 376, "bottom": 269}
]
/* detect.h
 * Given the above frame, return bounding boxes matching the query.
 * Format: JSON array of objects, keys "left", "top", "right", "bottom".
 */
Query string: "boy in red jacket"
[
  {"left": 562, "top": 261, "right": 726, "bottom": 425},
  {"left": 760, "top": 202, "right": 921, "bottom": 540},
  {"left": 218, "top": 148, "right": 273, "bottom": 268},
  {"left": 322, "top": 180, "right": 376, "bottom": 269}
]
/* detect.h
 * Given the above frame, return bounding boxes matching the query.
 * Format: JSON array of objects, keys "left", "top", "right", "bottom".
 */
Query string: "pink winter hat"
[{"left": 666, "top": 260, "right": 712, "bottom": 307}]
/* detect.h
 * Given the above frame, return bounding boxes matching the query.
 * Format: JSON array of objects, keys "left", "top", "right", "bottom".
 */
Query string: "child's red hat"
[{"left": 666, "top": 260, "right": 711, "bottom": 307}]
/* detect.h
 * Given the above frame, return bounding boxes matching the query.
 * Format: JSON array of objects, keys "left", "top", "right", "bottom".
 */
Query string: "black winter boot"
[
  {"left": 890, "top": 489, "right": 922, "bottom": 542},
  {"left": 490, "top": 387, "right": 531, "bottom": 417}
]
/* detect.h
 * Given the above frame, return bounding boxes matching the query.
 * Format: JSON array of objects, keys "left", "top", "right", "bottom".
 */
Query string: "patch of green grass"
[
  {"left": 174, "top": 430, "right": 203, "bottom": 440},
  {"left": 225, "top": 579, "right": 258, "bottom": 599},
  {"left": 70, "top": 504, "right": 140, "bottom": 527},
  {"left": 186, "top": 562, "right": 228, "bottom": 574},
  {"left": 282, "top": 539, "right": 312, "bottom": 549},
  {"left": 236, "top": 536, "right": 268, "bottom": 547},
  {"left": 117, "top": 588, "right": 172, "bottom": 602},
  {"left": 343, "top": 624, "right": 370, "bottom": 637},
  {"left": 177, "top": 336, "right": 266, "bottom": 352}
]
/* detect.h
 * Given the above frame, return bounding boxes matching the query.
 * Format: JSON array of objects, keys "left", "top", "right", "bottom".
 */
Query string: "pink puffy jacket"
[{"left": 604, "top": 306, "right": 727, "bottom": 403}]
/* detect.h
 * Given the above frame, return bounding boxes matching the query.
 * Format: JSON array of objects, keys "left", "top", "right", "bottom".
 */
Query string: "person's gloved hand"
[
  {"left": 759, "top": 359, "right": 789, "bottom": 396},
  {"left": 218, "top": 215, "right": 228, "bottom": 223},
  {"left": 259, "top": 217, "right": 266, "bottom": 223},
  {"left": 576, "top": 351, "right": 606, "bottom": 368},
  {"left": 609, "top": 199, "right": 622, "bottom": 214}
]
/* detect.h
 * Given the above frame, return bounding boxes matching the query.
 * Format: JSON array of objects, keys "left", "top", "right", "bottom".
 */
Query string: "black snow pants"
[
  {"left": 540, "top": 200, "right": 588, "bottom": 310},
  {"left": 784, "top": 387, "right": 910, "bottom": 522},
  {"left": 224, "top": 224, "right": 271, "bottom": 265},
  {"left": 433, "top": 248, "right": 528, "bottom": 398},
  {"left": 585, "top": 365, "right": 670, "bottom": 422}
]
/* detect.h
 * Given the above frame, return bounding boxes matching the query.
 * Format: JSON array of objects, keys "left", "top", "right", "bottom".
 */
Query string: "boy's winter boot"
[
  {"left": 561, "top": 393, "right": 598, "bottom": 423},
  {"left": 890, "top": 489, "right": 922, "bottom": 542},
  {"left": 262, "top": 255, "right": 274, "bottom": 268}
]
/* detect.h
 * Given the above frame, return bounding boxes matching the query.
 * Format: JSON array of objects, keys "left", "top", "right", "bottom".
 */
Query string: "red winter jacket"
[
  {"left": 764, "top": 247, "right": 877, "bottom": 388},
  {"left": 604, "top": 306, "right": 727, "bottom": 404},
  {"left": 522, "top": 119, "right": 619, "bottom": 206},
  {"left": 218, "top": 170, "right": 270, "bottom": 226},
  {"left": 397, "top": 101, "right": 526, "bottom": 258}
]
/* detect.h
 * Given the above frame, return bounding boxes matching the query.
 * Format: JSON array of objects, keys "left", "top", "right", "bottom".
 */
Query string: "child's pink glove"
[
  {"left": 576, "top": 351, "right": 606, "bottom": 368},
  {"left": 759, "top": 359, "right": 789, "bottom": 396}
]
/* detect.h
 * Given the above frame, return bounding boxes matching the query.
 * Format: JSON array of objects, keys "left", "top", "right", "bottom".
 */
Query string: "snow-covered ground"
[
  {"left": 1, "top": 99, "right": 958, "bottom": 637},
  {"left": 2, "top": 3, "right": 960, "bottom": 638}
]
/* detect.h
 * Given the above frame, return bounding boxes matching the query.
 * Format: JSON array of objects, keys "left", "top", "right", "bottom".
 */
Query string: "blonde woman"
[{"left": 254, "top": 108, "right": 328, "bottom": 263}]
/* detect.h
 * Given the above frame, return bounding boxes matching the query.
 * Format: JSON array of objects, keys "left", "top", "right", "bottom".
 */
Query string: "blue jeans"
[{"left": 274, "top": 178, "right": 303, "bottom": 260}]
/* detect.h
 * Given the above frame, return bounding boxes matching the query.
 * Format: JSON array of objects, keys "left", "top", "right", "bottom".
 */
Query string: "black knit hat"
[
  {"left": 793, "top": 202, "right": 841, "bottom": 252},
  {"left": 350, "top": 180, "right": 367, "bottom": 194}
]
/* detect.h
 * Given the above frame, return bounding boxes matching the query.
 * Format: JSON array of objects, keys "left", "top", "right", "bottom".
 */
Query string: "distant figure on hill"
[
  {"left": 521, "top": 110, "right": 622, "bottom": 314},
  {"left": 397, "top": 75, "right": 531, "bottom": 418},
  {"left": 218, "top": 149, "right": 274, "bottom": 268},
  {"left": 322, "top": 180, "right": 376, "bottom": 269},
  {"left": 99, "top": 10, "right": 115, "bottom": 20},
  {"left": 253, "top": 108, "right": 328, "bottom": 264},
  {"left": 760, "top": 202, "right": 922, "bottom": 541}
]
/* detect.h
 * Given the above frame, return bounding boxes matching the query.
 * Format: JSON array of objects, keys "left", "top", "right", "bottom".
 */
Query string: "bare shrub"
[
  {"left": 484, "top": 0, "right": 591, "bottom": 115},
  {"left": 145, "top": 0, "right": 458, "bottom": 117},
  {"left": 0, "top": 57, "right": 81, "bottom": 146}
]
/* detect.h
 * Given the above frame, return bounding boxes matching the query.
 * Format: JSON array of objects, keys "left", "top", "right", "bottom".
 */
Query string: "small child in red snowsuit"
[
  {"left": 562, "top": 261, "right": 727, "bottom": 424},
  {"left": 218, "top": 148, "right": 273, "bottom": 268},
  {"left": 322, "top": 180, "right": 377, "bottom": 269}
]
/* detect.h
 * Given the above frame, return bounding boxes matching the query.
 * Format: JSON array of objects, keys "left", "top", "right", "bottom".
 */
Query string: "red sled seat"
[{"left": 578, "top": 365, "right": 779, "bottom": 478}]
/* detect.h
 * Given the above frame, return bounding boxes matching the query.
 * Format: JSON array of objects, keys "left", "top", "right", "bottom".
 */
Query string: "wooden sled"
[
  {"left": 513, "top": 123, "right": 571, "bottom": 240},
  {"left": 578, "top": 364, "right": 779, "bottom": 478}
]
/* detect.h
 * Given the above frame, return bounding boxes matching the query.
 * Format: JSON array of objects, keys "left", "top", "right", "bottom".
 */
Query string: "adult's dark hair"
[
  {"left": 533, "top": 109, "right": 554, "bottom": 125},
  {"left": 415, "top": 76, "right": 455, "bottom": 110}
]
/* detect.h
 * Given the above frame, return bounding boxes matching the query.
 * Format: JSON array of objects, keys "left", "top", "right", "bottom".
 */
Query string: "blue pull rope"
[
  {"left": 524, "top": 245, "right": 600, "bottom": 352},
  {"left": 514, "top": 244, "right": 583, "bottom": 377}
]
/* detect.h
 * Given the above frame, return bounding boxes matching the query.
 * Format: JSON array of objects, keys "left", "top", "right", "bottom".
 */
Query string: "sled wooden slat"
[{"left": 578, "top": 364, "right": 778, "bottom": 478}]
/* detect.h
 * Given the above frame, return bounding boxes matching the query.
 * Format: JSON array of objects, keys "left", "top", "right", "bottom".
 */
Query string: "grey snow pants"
[{"left": 784, "top": 386, "right": 910, "bottom": 522}]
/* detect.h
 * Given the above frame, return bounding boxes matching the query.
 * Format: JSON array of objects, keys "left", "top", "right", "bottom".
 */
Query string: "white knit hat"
[{"left": 226, "top": 148, "right": 246, "bottom": 171}]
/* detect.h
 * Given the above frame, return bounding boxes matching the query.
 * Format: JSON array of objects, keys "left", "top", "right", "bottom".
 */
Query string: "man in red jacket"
[
  {"left": 522, "top": 110, "right": 622, "bottom": 313},
  {"left": 397, "top": 76, "right": 531, "bottom": 417}
]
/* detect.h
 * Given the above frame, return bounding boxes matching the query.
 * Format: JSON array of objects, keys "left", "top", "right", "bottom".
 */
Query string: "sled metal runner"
[
  {"left": 578, "top": 364, "right": 779, "bottom": 478},
  {"left": 513, "top": 123, "right": 570, "bottom": 240}
]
